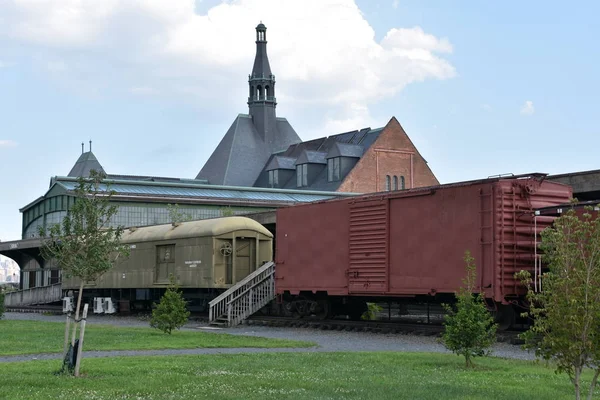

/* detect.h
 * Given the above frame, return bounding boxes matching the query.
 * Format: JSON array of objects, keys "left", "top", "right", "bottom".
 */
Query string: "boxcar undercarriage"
[{"left": 273, "top": 291, "right": 525, "bottom": 330}]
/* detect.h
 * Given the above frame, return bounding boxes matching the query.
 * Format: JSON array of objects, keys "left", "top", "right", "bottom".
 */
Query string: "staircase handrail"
[
  {"left": 209, "top": 261, "right": 274, "bottom": 307},
  {"left": 227, "top": 277, "right": 274, "bottom": 326},
  {"left": 209, "top": 261, "right": 275, "bottom": 324}
]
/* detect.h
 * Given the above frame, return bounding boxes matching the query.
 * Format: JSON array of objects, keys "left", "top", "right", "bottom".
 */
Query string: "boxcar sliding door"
[{"left": 348, "top": 199, "right": 389, "bottom": 293}]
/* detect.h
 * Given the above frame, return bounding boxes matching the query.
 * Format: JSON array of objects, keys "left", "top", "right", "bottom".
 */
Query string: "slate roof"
[
  {"left": 67, "top": 151, "right": 105, "bottom": 177},
  {"left": 265, "top": 156, "right": 296, "bottom": 171},
  {"left": 254, "top": 127, "right": 384, "bottom": 191},
  {"left": 196, "top": 114, "right": 301, "bottom": 187},
  {"left": 327, "top": 142, "right": 364, "bottom": 158},
  {"left": 296, "top": 150, "right": 327, "bottom": 165},
  {"left": 273, "top": 118, "right": 302, "bottom": 154},
  {"left": 196, "top": 115, "right": 272, "bottom": 186}
]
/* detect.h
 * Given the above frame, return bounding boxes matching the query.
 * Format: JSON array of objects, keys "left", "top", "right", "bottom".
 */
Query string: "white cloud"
[
  {"left": 0, "top": 0, "right": 456, "bottom": 135},
  {"left": 520, "top": 100, "right": 535, "bottom": 115},
  {"left": 481, "top": 103, "right": 492, "bottom": 111},
  {"left": 46, "top": 60, "right": 68, "bottom": 73},
  {"left": 392, "top": 0, "right": 400, "bottom": 9},
  {"left": 0, "top": 140, "right": 17, "bottom": 148},
  {"left": 130, "top": 86, "right": 158, "bottom": 96}
]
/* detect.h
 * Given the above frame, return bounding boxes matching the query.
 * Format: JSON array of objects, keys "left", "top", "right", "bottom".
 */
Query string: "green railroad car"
[{"left": 61, "top": 216, "right": 273, "bottom": 313}]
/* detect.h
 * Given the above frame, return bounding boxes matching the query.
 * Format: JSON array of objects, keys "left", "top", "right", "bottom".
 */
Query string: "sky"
[{"left": 0, "top": 0, "right": 599, "bottom": 242}]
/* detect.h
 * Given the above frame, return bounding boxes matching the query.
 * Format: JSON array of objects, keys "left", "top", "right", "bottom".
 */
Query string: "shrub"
[
  {"left": 441, "top": 251, "right": 497, "bottom": 367},
  {"left": 150, "top": 275, "right": 190, "bottom": 334},
  {"left": 361, "top": 302, "right": 382, "bottom": 320}
]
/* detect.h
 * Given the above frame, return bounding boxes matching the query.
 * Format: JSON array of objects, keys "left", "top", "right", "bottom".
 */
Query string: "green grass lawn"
[
  {"left": 0, "top": 320, "right": 315, "bottom": 355},
  {"left": 0, "top": 352, "right": 592, "bottom": 400}
]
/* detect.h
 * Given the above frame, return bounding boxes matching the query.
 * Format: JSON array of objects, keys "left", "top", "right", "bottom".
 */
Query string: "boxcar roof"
[{"left": 120, "top": 216, "right": 272, "bottom": 243}]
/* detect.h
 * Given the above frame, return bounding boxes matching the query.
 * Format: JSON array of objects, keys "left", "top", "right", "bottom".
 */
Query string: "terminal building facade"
[{"left": 5, "top": 22, "right": 439, "bottom": 294}]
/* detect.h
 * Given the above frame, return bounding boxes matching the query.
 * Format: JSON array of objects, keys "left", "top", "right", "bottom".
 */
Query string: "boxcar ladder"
[{"left": 208, "top": 261, "right": 275, "bottom": 327}]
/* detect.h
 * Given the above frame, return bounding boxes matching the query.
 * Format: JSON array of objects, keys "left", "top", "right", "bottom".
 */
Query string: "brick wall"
[{"left": 337, "top": 117, "right": 439, "bottom": 193}]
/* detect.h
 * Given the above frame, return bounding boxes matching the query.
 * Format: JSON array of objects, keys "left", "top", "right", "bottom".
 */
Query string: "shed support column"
[
  {"left": 255, "top": 236, "right": 260, "bottom": 272},
  {"left": 232, "top": 236, "right": 237, "bottom": 284}
]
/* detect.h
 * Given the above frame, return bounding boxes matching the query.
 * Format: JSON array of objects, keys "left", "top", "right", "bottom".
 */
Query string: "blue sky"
[{"left": 0, "top": 0, "right": 598, "bottom": 242}]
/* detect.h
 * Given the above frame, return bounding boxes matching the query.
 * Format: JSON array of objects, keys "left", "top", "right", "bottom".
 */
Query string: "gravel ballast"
[{"left": 1, "top": 311, "right": 536, "bottom": 363}]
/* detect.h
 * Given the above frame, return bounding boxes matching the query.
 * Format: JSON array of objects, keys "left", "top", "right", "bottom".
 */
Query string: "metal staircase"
[{"left": 208, "top": 261, "right": 275, "bottom": 327}]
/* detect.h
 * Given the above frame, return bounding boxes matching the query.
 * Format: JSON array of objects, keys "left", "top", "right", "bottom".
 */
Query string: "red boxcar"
[{"left": 275, "top": 174, "right": 572, "bottom": 318}]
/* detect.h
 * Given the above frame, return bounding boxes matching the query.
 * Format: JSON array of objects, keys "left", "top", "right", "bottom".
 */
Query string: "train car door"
[
  {"left": 234, "top": 238, "right": 255, "bottom": 282},
  {"left": 348, "top": 199, "right": 390, "bottom": 293},
  {"left": 155, "top": 244, "right": 175, "bottom": 283}
]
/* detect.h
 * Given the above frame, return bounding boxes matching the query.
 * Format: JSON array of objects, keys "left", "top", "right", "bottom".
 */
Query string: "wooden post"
[
  {"left": 72, "top": 282, "right": 85, "bottom": 346},
  {"left": 74, "top": 303, "right": 89, "bottom": 377},
  {"left": 63, "top": 312, "right": 71, "bottom": 357}
]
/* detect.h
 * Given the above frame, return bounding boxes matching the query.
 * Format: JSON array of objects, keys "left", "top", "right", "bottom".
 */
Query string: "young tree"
[
  {"left": 220, "top": 206, "right": 235, "bottom": 217},
  {"left": 167, "top": 203, "right": 192, "bottom": 224},
  {"left": 442, "top": 251, "right": 497, "bottom": 367},
  {"left": 150, "top": 275, "right": 190, "bottom": 334},
  {"left": 517, "top": 206, "right": 600, "bottom": 400},
  {"left": 38, "top": 170, "right": 129, "bottom": 374}
]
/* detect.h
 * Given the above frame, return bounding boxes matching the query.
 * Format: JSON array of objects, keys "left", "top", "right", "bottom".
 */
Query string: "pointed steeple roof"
[
  {"left": 196, "top": 23, "right": 301, "bottom": 186},
  {"left": 68, "top": 142, "right": 105, "bottom": 177},
  {"left": 251, "top": 22, "right": 272, "bottom": 78}
]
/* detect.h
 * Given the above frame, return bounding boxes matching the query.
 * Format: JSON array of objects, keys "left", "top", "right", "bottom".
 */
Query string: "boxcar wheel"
[{"left": 313, "top": 299, "right": 331, "bottom": 320}]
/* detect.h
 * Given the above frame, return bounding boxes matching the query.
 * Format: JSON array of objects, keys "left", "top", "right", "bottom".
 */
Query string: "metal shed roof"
[{"left": 55, "top": 177, "right": 355, "bottom": 204}]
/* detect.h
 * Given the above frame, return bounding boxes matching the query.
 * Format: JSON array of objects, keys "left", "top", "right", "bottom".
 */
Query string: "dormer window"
[
  {"left": 327, "top": 157, "right": 341, "bottom": 182},
  {"left": 268, "top": 170, "right": 279, "bottom": 188},
  {"left": 296, "top": 164, "right": 308, "bottom": 187}
]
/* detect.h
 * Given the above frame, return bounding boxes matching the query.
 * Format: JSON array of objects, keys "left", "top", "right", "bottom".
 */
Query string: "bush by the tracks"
[
  {"left": 442, "top": 251, "right": 497, "bottom": 367},
  {"left": 150, "top": 275, "right": 191, "bottom": 334},
  {"left": 361, "top": 302, "right": 382, "bottom": 320}
]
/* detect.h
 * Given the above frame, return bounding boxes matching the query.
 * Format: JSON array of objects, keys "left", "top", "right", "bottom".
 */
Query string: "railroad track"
[
  {"left": 244, "top": 315, "right": 525, "bottom": 345},
  {"left": 6, "top": 305, "right": 525, "bottom": 345},
  {"left": 6, "top": 305, "right": 63, "bottom": 315}
]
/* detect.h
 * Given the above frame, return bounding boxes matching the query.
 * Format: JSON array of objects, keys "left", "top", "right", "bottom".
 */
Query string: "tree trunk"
[
  {"left": 71, "top": 281, "right": 85, "bottom": 346},
  {"left": 575, "top": 368, "right": 581, "bottom": 400},
  {"left": 587, "top": 369, "right": 600, "bottom": 400}
]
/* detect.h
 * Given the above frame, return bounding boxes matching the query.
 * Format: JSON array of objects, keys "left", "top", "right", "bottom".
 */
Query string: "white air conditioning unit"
[
  {"left": 103, "top": 298, "right": 116, "bottom": 314},
  {"left": 62, "top": 297, "right": 74, "bottom": 313},
  {"left": 93, "top": 297, "right": 105, "bottom": 314}
]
